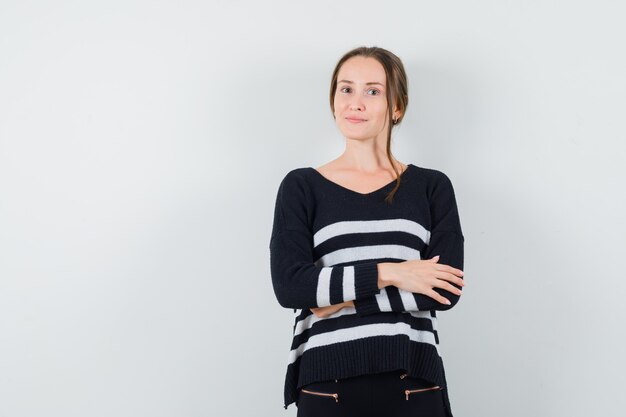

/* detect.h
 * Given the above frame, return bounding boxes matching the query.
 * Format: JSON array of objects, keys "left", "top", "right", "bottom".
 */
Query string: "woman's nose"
[{"left": 350, "top": 103, "right": 363, "bottom": 111}]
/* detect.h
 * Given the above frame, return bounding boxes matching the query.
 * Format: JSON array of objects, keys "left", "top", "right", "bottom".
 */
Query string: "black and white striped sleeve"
[
  {"left": 269, "top": 171, "right": 382, "bottom": 309},
  {"left": 353, "top": 171, "right": 465, "bottom": 316}
]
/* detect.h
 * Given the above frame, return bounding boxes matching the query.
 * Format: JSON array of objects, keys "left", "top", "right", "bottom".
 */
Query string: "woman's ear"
[{"left": 392, "top": 106, "right": 402, "bottom": 121}]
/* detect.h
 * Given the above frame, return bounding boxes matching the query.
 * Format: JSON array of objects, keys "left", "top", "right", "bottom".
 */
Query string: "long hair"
[{"left": 329, "top": 46, "right": 409, "bottom": 204}]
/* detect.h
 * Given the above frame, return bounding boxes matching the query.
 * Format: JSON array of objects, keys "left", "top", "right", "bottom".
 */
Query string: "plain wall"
[{"left": 1, "top": 1, "right": 625, "bottom": 416}]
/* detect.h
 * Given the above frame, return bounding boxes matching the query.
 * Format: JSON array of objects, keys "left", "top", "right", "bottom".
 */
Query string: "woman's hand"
[
  {"left": 383, "top": 255, "right": 465, "bottom": 305},
  {"left": 310, "top": 300, "right": 354, "bottom": 318}
]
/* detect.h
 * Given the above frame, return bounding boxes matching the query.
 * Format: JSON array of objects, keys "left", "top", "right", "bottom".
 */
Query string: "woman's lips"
[{"left": 346, "top": 117, "right": 366, "bottom": 123}]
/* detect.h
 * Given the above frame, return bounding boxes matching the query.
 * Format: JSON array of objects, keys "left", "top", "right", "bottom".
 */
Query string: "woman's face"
[{"left": 333, "top": 56, "right": 398, "bottom": 143}]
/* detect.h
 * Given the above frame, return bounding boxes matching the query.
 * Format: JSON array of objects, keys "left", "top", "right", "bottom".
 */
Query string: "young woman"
[{"left": 269, "top": 46, "right": 465, "bottom": 417}]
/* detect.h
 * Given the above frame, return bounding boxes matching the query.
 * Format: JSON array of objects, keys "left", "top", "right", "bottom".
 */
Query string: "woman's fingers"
[
  {"left": 311, "top": 307, "right": 333, "bottom": 318},
  {"left": 433, "top": 263, "right": 463, "bottom": 276},
  {"left": 433, "top": 272, "right": 464, "bottom": 294},
  {"left": 433, "top": 267, "right": 465, "bottom": 287},
  {"left": 393, "top": 259, "right": 465, "bottom": 304},
  {"left": 311, "top": 302, "right": 351, "bottom": 318},
  {"left": 426, "top": 289, "right": 451, "bottom": 305},
  {"left": 433, "top": 277, "right": 463, "bottom": 295},
  {"left": 425, "top": 278, "right": 464, "bottom": 304}
]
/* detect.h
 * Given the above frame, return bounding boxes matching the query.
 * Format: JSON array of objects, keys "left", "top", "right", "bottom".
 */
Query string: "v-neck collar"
[{"left": 308, "top": 164, "right": 414, "bottom": 197}]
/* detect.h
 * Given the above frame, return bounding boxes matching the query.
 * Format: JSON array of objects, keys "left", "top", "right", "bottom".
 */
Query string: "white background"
[{"left": 1, "top": 1, "right": 625, "bottom": 416}]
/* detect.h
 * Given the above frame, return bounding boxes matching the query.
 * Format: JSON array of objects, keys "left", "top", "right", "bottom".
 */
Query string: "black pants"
[{"left": 296, "top": 369, "right": 448, "bottom": 417}]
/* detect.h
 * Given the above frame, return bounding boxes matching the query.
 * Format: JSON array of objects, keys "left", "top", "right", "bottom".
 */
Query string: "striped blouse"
[{"left": 268, "top": 163, "right": 465, "bottom": 416}]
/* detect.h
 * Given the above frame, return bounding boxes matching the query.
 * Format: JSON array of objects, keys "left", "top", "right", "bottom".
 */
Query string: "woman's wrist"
[{"left": 377, "top": 263, "right": 396, "bottom": 289}]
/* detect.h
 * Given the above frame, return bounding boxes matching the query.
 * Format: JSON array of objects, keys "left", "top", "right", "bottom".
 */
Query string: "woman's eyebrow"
[{"left": 338, "top": 79, "right": 385, "bottom": 87}]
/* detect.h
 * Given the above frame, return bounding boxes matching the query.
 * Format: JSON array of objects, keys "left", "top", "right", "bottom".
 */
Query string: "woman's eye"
[{"left": 338, "top": 87, "right": 380, "bottom": 95}]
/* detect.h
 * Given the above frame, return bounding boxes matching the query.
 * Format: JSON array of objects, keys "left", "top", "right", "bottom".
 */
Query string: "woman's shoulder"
[
  {"left": 411, "top": 163, "right": 446, "bottom": 177},
  {"left": 278, "top": 166, "right": 313, "bottom": 187},
  {"left": 283, "top": 166, "right": 313, "bottom": 178},
  {"left": 274, "top": 167, "right": 315, "bottom": 200},
  {"left": 411, "top": 165, "right": 461, "bottom": 204},
  {"left": 408, "top": 163, "right": 455, "bottom": 186}
]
